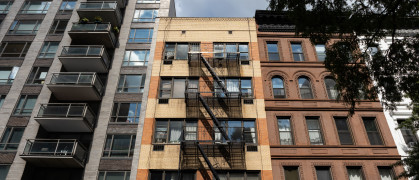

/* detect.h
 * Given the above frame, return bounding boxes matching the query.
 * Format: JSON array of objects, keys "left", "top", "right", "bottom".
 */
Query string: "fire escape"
[{"left": 183, "top": 52, "right": 246, "bottom": 180}]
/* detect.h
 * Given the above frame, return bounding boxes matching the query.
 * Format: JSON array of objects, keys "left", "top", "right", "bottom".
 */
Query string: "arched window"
[
  {"left": 272, "top": 77, "right": 285, "bottom": 98},
  {"left": 324, "top": 77, "right": 338, "bottom": 99},
  {"left": 298, "top": 77, "right": 313, "bottom": 99}
]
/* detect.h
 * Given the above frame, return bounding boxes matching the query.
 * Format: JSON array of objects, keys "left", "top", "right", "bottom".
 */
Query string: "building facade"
[
  {"left": 136, "top": 17, "right": 273, "bottom": 180},
  {"left": 0, "top": 0, "right": 175, "bottom": 179},
  {"left": 255, "top": 10, "right": 404, "bottom": 180}
]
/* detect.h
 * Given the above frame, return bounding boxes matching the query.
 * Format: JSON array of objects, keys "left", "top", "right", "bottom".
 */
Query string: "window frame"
[
  {"left": 277, "top": 117, "right": 293, "bottom": 145},
  {"left": 153, "top": 119, "right": 198, "bottom": 144},
  {"left": 397, "top": 119, "right": 418, "bottom": 146},
  {"left": 306, "top": 117, "right": 324, "bottom": 145},
  {"left": 272, "top": 76, "right": 286, "bottom": 98},
  {"left": 213, "top": 42, "right": 249, "bottom": 60},
  {"left": 123, "top": 50, "right": 149, "bottom": 66},
  {"left": 0, "top": 1, "right": 13, "bottom": 14},
  {"left": 58, "top": 1, "right": 76, "bottom": 13},
  {"left": 0, "top": 42, "right": 31, "bottom": 58},
  {"left": 267, "top": 41, "right": 280, "bottom": 61},
  {"left": 133, "top": 9, "right": 158, "bottom": 22},
  {"left": 8, "top": 20, "right": 42, "bottom": 35},
  {"left": 214, "top": 78, "right": 253, "bottom": 98},
  {"left": 48, "top": 20, "right": 68, "bottom": 35},
  {"left": 38, "top": 41, "right": 59, "bottom": 59},
  {"left": 283, "top": 166, "right": 300, "bottom": 180},
  {"left": 149, "top": 170, "right": 196, "bottom": 180},
  {"left": 110, "top": 102, "right": 141, "bottom": 123},
  {"left": 26, "top": 67, "right": 49, "bottom": 84},
  {"left": 13, "top": 95, "right": 38, "bottom": 116},
  {"left": 0, "top": 66, "right": 19, "bottom": 85},
  {"left": 315, "top": 166, "right": 333, "bottom": 180},
  {"left": 362, "top": 117, "right": 384, "bottom": 145},
  {"left": 214, "top": 120, "right": 257, "bottom": 144},
  {"left": 0, "top": 164, "right": 11, "bottom": 180},
  {"left": 291, "top": 42, "right": 305, "bottom": 61},
  {"left": 0, "top": 127, "right": 25, "bottom": 151},
  {"left": 298, "top": 76, "right": 314, "bottom": 99},
  {"left": 98, "top": 171, "right": 130, "bottom": 180},
  {"left": 377, "top": 166, "right": 395, "bottom": 180},
  {"left": 315, "top": 44, "right": 326, "bottom": 61},
  {"left": 215, "top": 171, "right": 260, "bottom": 180},
  {"left": 102, "top": 134, "right": 136, "bottom": 157},
  {"left": 324, "top": 77, "right": 338, "bottom": 100},
  {"left": 19, "top": 1, "right": 51, "bottom": 14},
  {"left": 117, "top": 74, "right": 145, "bottom": 93},
  {"left": 346, "top": 166, "right": 365, "bottom": 180},
  {"left": 137, "top": 0, "right": 160, "bottom": 3},
  {"left": 333, "top": 117, "right": 354, "bottom": 145},
  {"left": 128, "top": 28, "right": 154, "bottom": 43},
  {"left": 159, "top": 77, "right": 198, "bottom": 99},
  {"left": 163, "top": 42, "right": 200, "bottom": 60}
]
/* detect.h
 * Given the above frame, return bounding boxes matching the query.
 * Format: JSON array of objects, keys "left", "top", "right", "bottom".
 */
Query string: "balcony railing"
[
  {"left": 70, "top": 22, "right": 112, "bottom": 32},
  {"left": 37, "top": 103, "right": 95, "bottom": 126},
  {"left": 49, "top": 72, "right": 104, "bottom": 96},
  {"left": 79, "top": 1, "right": 117, "bottom": 10},
  {"left": 22, "top": 139, "right": 87, "bottom": 166},
  {"left": 60, "top": 46, "right": 110, "bottom": 68}
]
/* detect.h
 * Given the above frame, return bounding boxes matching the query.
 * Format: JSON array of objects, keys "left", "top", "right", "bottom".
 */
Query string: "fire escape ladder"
[
  {"left": 198, "top": 94, "right": 230, "bottom": 142},
  {"left": 197, "top": 143, "right": 220, "bottom": 180},
  {"left": 200, "top": 56, "right": 228, "bottom": 95}
]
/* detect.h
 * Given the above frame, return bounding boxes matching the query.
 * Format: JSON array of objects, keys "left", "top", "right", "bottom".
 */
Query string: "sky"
[{"left": 175, "top": 0, "right": 269, "bottom": 17}]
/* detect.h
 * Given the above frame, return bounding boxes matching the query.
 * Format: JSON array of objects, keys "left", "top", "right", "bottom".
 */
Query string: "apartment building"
[
  {"left": 136, "top": 17, "right": 272, "bottom": 180},
  {"left": 255, "top": 10, "right": 404, "bottom": 180},
  {"left": 0, "top": 0, "right": 175, "bottom": 179}
]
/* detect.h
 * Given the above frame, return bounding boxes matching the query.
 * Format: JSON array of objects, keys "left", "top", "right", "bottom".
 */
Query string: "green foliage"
[{"left": 393, "top": 142, "right": 419, "bottom": 179}]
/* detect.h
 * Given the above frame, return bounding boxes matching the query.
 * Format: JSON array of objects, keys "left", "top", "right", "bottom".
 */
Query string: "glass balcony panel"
[
  {"left": 79, "top": 2, "right": 117, "bottom": 9},
  {"left": 71, "top": 23, "right": 110, "bottom": 31},
  {"left": 38, "top": 104, "right": 86, "bottom": 117}
]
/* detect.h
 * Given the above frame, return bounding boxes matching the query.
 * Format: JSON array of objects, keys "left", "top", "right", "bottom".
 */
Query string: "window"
[
  {"left": 159, "top": 78, "right": 198, "bottom": 98},
  {"left": 315, "top": 167, "right": 332, "bottom": 180},
  {"left": 103, "top": 134, "right": 136, "bottom": 157},
  {"left": 13, "top": 95, "right": 37, "bottom": 116},
  {"left": 0, "top": 165, "right": 11, "bottom": 180},
  {"left": 267, "top": 42, "right": 280, "bottom": 61},
  {"left": 164, "top": 43, "right": 200, "bottom": 60},
  {"left": 0, "top": 1, "right": 12, "bottom": 14},
  {"left": 0, "top": 127, "right": 25, "bottom": 151},
  {"left": 0, "top": 42, "right": 31, "bottom": 57},
  {"left": 291, "top": 43, "right": 304, "bottom": 61},
  {"left": 214, "top": 78, "right": 252, "bottom": 98},
  {"left": 149, "top": 171, "right": 195, "bottom": 180},
  {"left": 215, "top": 120, "right": 257, "bottom": 143},
  {"left": 298, "top": 77, "right": 313, "bottom": 99},
  {"left": 98, "top": 171, "right": 130, "bottom": 180},
  {"left": 0, "top": 67, "right": 19, "bottom": 84},
  {"left": 278, "top": 117, "right": 293, "bottom": 145},
  {"left": 8, "top": 20, "right": 41, "bottom": 35},
  {"left": 128, "top": 28, "right": 153, "bottom": 43},
  {"left": 325, "top": 77, "right": 338, "bottom": 100},
  {"left": 334, "top": 117, "right": 353, "bottom": 145},
  {"left": 133, "top": 9, "right": 158, "bottom": 22},
  {"left": 397, "top": 120, "right": 418, "bottom": 146},
  {"left": 26, "top": 67, "right": 48, "bottom": 84},
  {"left": 214, "top": 43, "right": 249, "bottom": 60},
  {"left": 284, "top": 166, "right": 300, "bottom": 180},
  {"left": 123, "top": 50, "right": 149, "bottom": 66},
  {"left": 58, "top": 1, "right": 76, "bottom": 13},
  {"left": 111, "top": 102, "right": 141, "bottom": 123},
  {"left": 117, "top": 74, "right": 145, "bottom": 93},
  {"left": 347, "top": 167, "right": 364, "bottom": 180},
  {"left": 272, "top": 76, "right": 285, "bottom": 98},
  {"left": 217, "top": 172, "right": 259, "bottom": 180},
  {"left": 306, "top": 117, "right": 324, "bottom": 145},
  {"left": 154, "top": 119, "right": 197, "bottom": 143},
  {"left": 368, "top": 46, "right": 378, "bottom": 56},
  {"left": 20, "top": 1, "right": 51, "bottom": 14},
  {"left": 315, "top": 44, "right": 326, "bottom": 61},
  {"left": 49, "top": 20, "right": 68, "bottom": 34},
  {"left": 38, "top": 42, "right": 59, "bottom": 58},
  {"left": 362, "top": 117, "right": 383, "bottom": 145},
  {"left": 0, "top": 95, "right": 5, "bottom": 108},
  {"left": 378, "top": 167, "right": 394, "bottom": 180}
]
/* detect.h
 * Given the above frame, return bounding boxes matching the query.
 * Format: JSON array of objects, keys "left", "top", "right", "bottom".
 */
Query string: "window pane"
[
  {"left": 307, "top": 118, "right": 323, "bottom": 145},
  {"left": 315, "top": 44, "right": 326, "bottom": 61},
  {"left": 291, "top": 43, "right": 304, "bottom": 61},
  {"left": 150, "top": 171, "right": 163, "bottom": 180},
  {"left": 106, "top": 172, "right": 125, "bottom": 180},
  {"left": 278, "top": 118, "right": 293, "bottom": 145},
  {"left": 173, "top": 79, "right": 186, "bottom": 98},
  {"left": 0, "top": 165, "right": 10, "bottom": 180},
  {"left": 362, "top": 118, "right": 383, "bottom": 145},
  {"left": 378, "top": 167, "right": 394, "bottom": 180},
  {"left": 169, "top": 121, "right": 182, "bottom": 143},
  {"left": 176, "top": 44, "right": 188, "bottom": 59},
  {"left": 347, "top": 167, "right": 363, "bottom": 180},
  {"left": 298, "top": 77, "right": 313, "bottom": 99},
  {"left": 334, "top": 117, "right": 353, "bottom": 145},
  {"left": 316, "top": 167, "right": 332, "bottom": 180},
  {"left": 325, "top": 77, "right": 338, "bottom": 99},
  {"left": 284, "top": 166, "right": 299, "bottom": 180},
  {"left": 398, "top": 120, "right": 418, "bottom": 145}
]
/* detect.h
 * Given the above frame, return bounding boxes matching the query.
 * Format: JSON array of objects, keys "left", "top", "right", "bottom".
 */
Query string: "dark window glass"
[
  {"left": 215, "top": 120, "right": 256, "bottom": 144},
  {"left": 272, "top": 77, "right": 285, "bottom": 98},
  {"left": 278, "top": 117, "right": 293, "bottom": 145},
  {"left": 214, "top": 78, "right": 253, "bottom": 98},
  {"left": 306, "top": 117, "right": 324, "bottom": 145},
  {"left": 267, "top": 42, "right": 280, "bottom": 61},
  {"left": 149, "top": 171, "right": 195, "bottom": 180},
  {"left": 154, "top": 119, "right": 197, "bottom": 143},
  {"left": 117, "top": 74, "right": 145, "bottom": 93},
  {"left": 378, "top": 167, "right": 394, "bottom": 180},
  {"left": 334, "top": 117, "right": 353, "bottom": 145},
  {"left": 298, "top": 77, "right": 313, "bottom": 99},
  {"left": 347, "top": 166, "right": 364, "bottom": 180},
  {"left": 20, "top": 1, "right": 51, "bottom": 14},
  {"left": 8, "top": 20, "right": 41, "bottom": 35},
  {"left": 0, "top": 67, "right": 19, "bottom": 84},
  {"left": 38, "top": 42, "right": 59, "bottom": 58},
  {"left": 316, "top": 167, "right": 332, "bottom": 180},
  {"left": 0, "top": 42, "right": 31, "bottom": 57},
  {"left": 133, "top": 9, "right": 158, "bottom": 22},
  {"left": 111, "top": 102, "right": 141, "bottom": 123},
  {"left": 98, "top": 171, "right": 130, "bottom": 180},
  {"left": 0, "top": 1, "right": 12, "bottom": 14},
  {"left": 0, "top": 95, "right": 5, "bottom": 108},
  {"left": 214, "top": 172, "right": 259, "bottom": 180},
  {"left": 0, "top": 127, "right": 25, "bottom": 151},
  {"left": 362, "top": 117, "right": 383, "bottom": 145},
  {"left": 291, "top": 43, "right": 304, "bottom": 61},
  {"left": 128, "top": 29, "right": 153, "bottom": 43},
  {"left": 315, "top": 44, "right": 326, "bottom": 61},
  {"left": 49, "top": 20, "right": 68, "bottom": 34},
  {"left": 123, "top": 50, "right": 149, "bottom": 66},
  {"left": 397, "top": 120, "right": 418, "bottom": 146},
  {"left": 284, "top": 166, "right": 300, "bottom": 180},
  {"left": 26, "top": 67, "right": 48, "bottom": 84},
  {"left": 103, "top": 135, "right": 136, "bottom": 157},
  {"left": 0, "top": 165, "right": 11, "bottom": 180},
  {"left": 13, "top": 95, "right": 37, "bottom": 115},
  {"left": 325, "top": 77, "right": 338, "bottom": 100}
]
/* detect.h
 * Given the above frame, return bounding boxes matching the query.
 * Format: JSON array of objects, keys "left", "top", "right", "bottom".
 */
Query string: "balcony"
[
  {"left": 68, "top": 23, "right": 116, "bottom": 49},
  {"left": 21, "top": 139, "right": 87, "bottom": 168},
  {"left": 47, "top": 72, "right": 104, "bottom": 101},
  {"left": 35, "top": 103, "right": 96, "bottom": 132},
  {"left": 58, "top": 46, "right": 110, "bottom": 73},
  {"left": 77, "top": 2, "right": 122, "bottom": 26}
]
